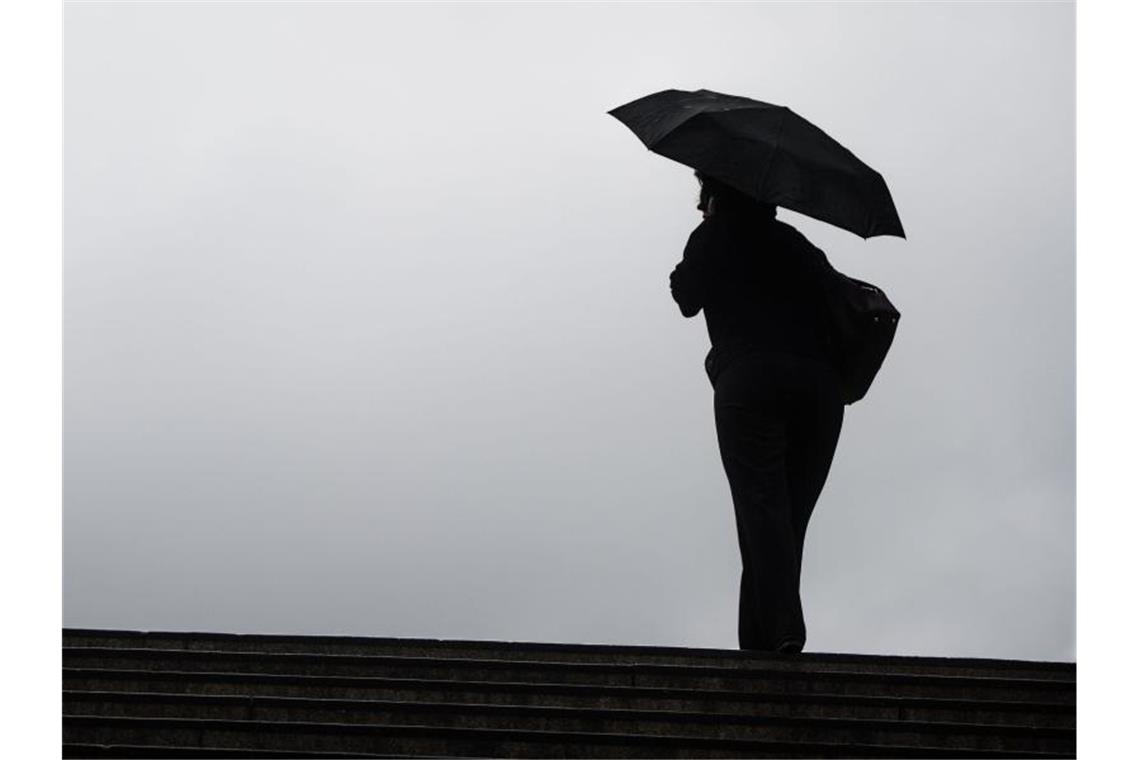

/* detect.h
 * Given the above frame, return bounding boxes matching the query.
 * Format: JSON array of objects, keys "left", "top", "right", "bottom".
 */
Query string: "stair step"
[
  {"left": 62, "top": 715, "right": 1073, "bottom": 758},
  {"left": 62, "top": 628, "right": 1075, "bottom": 758},
  {"left": 61, "top": 628, "right": 1076, "bottom": 681},
  {"left": 62, "top": 743, "right": 419, "bottom": 758},
  {"left": 62, "top": 647, "right": 1077, "bottom": 703},
  {"left": 63, "top": 668, "right": 1076, "bottom": 728},
  {"left": 63, "top": 690, "right": 1075, "bottom": 753}
]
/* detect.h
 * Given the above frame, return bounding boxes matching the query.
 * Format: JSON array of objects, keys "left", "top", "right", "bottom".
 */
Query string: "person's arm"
[{"left": 669, "top": 222, "right": 716, "bottom": 318}]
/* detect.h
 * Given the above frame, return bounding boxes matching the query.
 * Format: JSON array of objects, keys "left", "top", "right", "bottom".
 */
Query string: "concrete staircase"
[{"left": 62, "top": 628, "right": 1076, "bottom": 758}]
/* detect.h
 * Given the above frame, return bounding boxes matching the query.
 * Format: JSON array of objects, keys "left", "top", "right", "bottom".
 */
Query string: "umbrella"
[{"left": 607, "top": 89, "right": 905, "bottom": 239}]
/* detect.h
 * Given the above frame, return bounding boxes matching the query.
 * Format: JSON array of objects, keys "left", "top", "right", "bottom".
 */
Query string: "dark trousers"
[{"left": 709, "top": 350, "right": 844, "bottom": 652}]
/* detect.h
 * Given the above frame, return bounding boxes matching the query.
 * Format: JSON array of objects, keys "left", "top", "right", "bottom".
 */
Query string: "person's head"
[{"left": 695, "top": 171, "right": 776, "bottom": 224}]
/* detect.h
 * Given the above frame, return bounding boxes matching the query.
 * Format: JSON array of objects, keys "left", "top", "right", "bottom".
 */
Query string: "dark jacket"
[{"left": 669, "top": 214, "right": 834, "bottom": 377}]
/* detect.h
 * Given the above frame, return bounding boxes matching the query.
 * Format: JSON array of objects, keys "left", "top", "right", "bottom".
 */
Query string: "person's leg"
[
  {"left": 737, "top": 566, "right": 762, "bottom": 649},
  {"left": 783, "top": 362, "right": 845, "bottom": 650},
  {"left": 714, "top": 356, "right": 804, "bottom": 651}
]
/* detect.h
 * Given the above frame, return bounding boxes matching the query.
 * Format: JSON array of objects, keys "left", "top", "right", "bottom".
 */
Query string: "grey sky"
[{"left": 64, "top": 1, "right": 1075, "bottom": 661}]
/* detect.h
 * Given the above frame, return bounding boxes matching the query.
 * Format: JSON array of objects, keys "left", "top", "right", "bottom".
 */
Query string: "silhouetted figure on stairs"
[{"left": 670, "top": 172, "right": 844, "bottom": 654}]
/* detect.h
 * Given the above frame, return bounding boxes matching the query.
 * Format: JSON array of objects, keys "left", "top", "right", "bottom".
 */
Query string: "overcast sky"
[{"left": 63, "top": 1, "right": 1074, "bottom": 662}]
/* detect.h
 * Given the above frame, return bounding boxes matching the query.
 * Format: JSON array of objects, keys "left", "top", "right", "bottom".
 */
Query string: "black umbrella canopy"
[{"left": 608, "top": 89, "right": 905, "bottom": 239}]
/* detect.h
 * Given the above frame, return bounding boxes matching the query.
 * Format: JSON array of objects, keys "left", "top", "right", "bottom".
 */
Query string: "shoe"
[{"left": 776, "top": 639, "right": 804, "bottom": 654}]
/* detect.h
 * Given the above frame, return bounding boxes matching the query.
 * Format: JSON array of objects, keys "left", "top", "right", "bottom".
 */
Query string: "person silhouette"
[{"left": 670, "top": 171, "right": 845, "bottom": 654}]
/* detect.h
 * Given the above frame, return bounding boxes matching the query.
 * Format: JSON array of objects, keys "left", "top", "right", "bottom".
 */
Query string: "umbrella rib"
[
  {"left": 645, "top": 106, "right": 713, "bottom": 150},
  {"left": 754, "top": 106, "right": 789, "bottom": 198}
]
